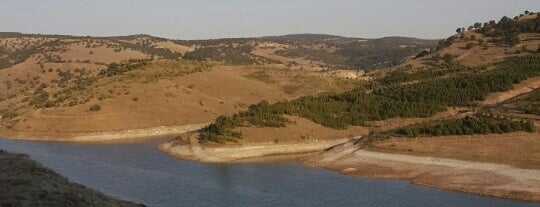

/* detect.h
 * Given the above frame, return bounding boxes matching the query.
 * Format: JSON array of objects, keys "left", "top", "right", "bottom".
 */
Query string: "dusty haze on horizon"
[{"left": 1, "top": 0, "right": 539, "bottom": 40}]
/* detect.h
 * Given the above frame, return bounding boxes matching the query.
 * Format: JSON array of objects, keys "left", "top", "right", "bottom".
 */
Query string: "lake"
[{"left": 1, "top": 137, "right": 539, "bottom": 207}]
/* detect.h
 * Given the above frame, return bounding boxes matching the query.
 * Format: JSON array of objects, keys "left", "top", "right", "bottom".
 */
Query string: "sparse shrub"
[
  {"left": 0, "top": 110, "right": 18, "bottom": 120},
  {"left": 68, "top": 101, "right": 78, "bottom": 107},
  {"left": 465, "top": 43, "right": 475, "bottom": 50},
  {"left": 89, "top": 104, "right": 101, "bottom": 111},
  {"left": 97, "top": 94, "right": 107, "bottom": 101},
  {"left": 442, "top": 53, "right": 455, "bottom": 64}
]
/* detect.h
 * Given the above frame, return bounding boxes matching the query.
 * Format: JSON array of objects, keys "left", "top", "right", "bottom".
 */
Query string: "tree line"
[
  {"left": 392, "top": 115, "right": 535, "bottom": 138},
  {"left": 199, "top": 55, "right": 540, "bottom": 143},
  {"left": 478, "top": 14, "right": 540, "bottom": 45}
]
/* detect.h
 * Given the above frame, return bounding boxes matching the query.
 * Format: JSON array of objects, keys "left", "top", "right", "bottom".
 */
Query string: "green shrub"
[
  {"left": 477, "top": 15, "right": 540, "bottom": 46},
  {"left": 98, "top": 59, "right": 150, "bottom": 77},
  {"left": 393, "top": 115, "right": 535, "bottom": 138}
]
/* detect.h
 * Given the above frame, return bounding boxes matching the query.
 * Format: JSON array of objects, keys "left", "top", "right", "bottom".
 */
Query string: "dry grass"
[
  {"left": 386, "top": 31, "right": 540, "bottom": 75},
  {"left": 370, "top": 131, "right": 540, "bottom": 169},
  {"left": 243, "top": 65, "right": 363, "bottom": 96},
  {"left": 0, "top": 65, "right": 296, "bottom": 139},
  {"left": 233, "top": 115, "right": 368, "bottom": 145}
]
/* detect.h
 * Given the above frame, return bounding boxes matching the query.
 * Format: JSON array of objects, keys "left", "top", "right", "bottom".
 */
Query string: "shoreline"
[
  {"left": 301, "top": 141, "right": 540, "bottom": 202},
  {"left": 158, "top": 137, "right": 351, "bottom": 163},
  {"left": 3, "top": 126, "right": 540, "bottom": 202},
  {"left": 0, "top": 123, "right": 208, "bottom": 142}
]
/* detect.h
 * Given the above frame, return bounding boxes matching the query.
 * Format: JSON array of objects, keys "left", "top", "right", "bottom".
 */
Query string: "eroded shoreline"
[
  {"left": 2, "top": 127, "right": 540, "bottom": 203},
  {"left": 158, "top": 137, "right": 350, "bottom": 163},
  {"left": 301, "top": 141, "right": 540, "bottom": 202},
  {"left": 0, "top": 123, "right": 208, "bottom": 142}
]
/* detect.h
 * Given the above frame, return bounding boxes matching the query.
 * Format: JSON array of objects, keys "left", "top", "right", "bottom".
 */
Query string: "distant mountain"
[
  {"left": 261, "top": 33, "right": 357, "bottom": 41},
  {"left": 0, "top": 31, "right": 435, "bottom": 138},
  {"left": 177, "top": 34, "right": 438, "bottom": 70}
]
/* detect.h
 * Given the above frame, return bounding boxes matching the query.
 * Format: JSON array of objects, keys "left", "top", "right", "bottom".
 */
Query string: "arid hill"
[
  {"left": 2, "top": 9, "right": 540, "bottom": 203},
  {"left": 184, "top": 12, "right": 540, "bottom": 158},
  {"left": 179, "top": 34, "right": 437, "bottom": 70},
  {"left": 0, "top": 32, "right": 433, "bottom": 139}
]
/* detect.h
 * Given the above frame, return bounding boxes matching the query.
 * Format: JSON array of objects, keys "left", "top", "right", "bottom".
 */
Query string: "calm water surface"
[{"left": 1, "top": 137, "right": 539, "bottom": 207}]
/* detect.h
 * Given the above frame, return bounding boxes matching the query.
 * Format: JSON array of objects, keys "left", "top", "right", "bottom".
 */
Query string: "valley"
[{"left": 2, "top": 10, "right": 540, "bottom": 205}]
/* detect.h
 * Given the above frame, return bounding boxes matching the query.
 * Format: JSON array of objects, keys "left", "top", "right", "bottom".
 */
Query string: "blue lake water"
[{"left": 1, "top": 137, "right": 539, "bottom": 207}]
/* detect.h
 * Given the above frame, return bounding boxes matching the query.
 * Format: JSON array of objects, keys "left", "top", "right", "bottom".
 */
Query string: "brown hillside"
[{"left": 0, "top": 34, "right": 365, "bottom": 140}]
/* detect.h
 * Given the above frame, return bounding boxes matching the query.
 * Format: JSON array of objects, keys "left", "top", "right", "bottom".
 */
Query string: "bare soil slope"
[
  {"left": 302, "top": 142, "right": 540, "bottom": 202},
  {"left": 0, "top": 34, "right": 363, "bottom": 140}
]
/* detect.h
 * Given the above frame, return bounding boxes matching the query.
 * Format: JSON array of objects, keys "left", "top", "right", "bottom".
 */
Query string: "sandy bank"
[
  {"left": 302, "top": 141, "right": 540, "bottom": 202},
  {"left": 1, "top": 123, "right": 208, "bottom": 142},
  {"left": 159, "top": 136, "right": 351, "bottom": 163}
]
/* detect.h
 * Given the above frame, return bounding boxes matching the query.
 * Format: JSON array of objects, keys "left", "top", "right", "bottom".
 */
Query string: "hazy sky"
[{"left": 1, "top": 0, "right": 539, "bottom": 40}]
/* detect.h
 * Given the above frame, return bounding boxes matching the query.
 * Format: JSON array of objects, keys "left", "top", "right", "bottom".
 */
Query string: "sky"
[{"left": 1, "top": 0, "right": 539, "bottom": 40}]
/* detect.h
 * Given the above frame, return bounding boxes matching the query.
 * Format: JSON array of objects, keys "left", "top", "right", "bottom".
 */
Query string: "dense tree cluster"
[
  {"left": 437, "top": 12, "right": 539, "bottom": 49},
  {"left": 393, "top": 115, "right": 535, "bottom": 138},
  {"left": 98, "top": 59, "right": 151, "bottom": 77},
  {"left": 477, "top": 14, "right": 540, "bottom": 45},
  {"left": 505, "top": 88, "right": 540, "bottom": 115},
  {"left": 378, "top": 64, "right": 469, "bottom": 85},
  {"left": 380, "top": 55, "right": 540, "bottom": 106},
  {"left": 200, "top": 101, "right": 288, "bottom": 143},
  {"left": 199, "top": 55, "right": 540, "bottom": 142},
  {"left": 336, "top": 37, "right": 435, "bottom": 70}
]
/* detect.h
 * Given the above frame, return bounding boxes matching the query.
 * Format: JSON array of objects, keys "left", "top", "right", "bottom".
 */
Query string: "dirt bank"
[
  {"left": 302, "top": 141, "right": 540, "bottom": 202},
  {"left": 158, "top": 133, "right": 351, "bottom": 163},
  {"left": 0, "top": 123, "right": 208, "bottom": 142}
]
